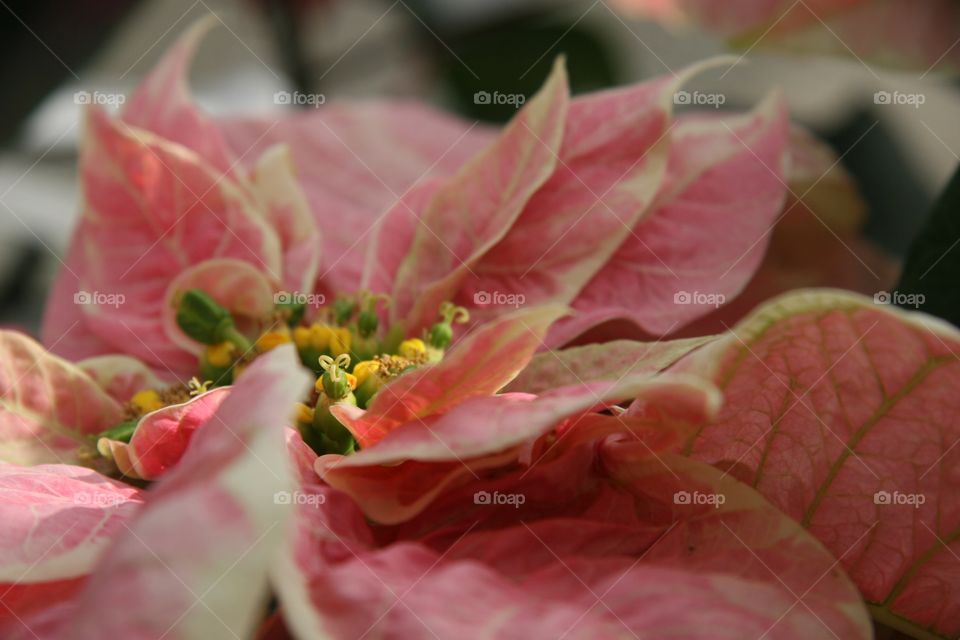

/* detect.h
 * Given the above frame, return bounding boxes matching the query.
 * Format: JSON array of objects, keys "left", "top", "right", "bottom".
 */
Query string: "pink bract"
[{"left": 41, "top": 20, "right": 821, "bottom": 372}]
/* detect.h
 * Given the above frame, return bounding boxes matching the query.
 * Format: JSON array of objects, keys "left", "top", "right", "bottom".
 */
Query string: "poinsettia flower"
[
  {"left": 261, "top": 307, "right": 871, "bottom": 638},
  {"left": 39, "top": 19, "right": 856, "bottom": 378},
  {"left": 665, "top": 289, "right": 960, "bottom": 638},
  {"left": 0, "top": 346, "right": 312, "bottom": 637},
  {"left": 614, "top": 0, "right": 960, "bottom": 71}
]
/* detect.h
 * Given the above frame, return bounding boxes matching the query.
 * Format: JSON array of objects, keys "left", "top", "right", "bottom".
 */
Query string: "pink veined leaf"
[
  {"left": 336, "top": 305, "right": 566, "bottom": 448},
  {"left": 505, "top": 336, "right": 715, "bottom": 394},
  {"left": 0, "top": 463, "right": 144, "bottom": 623},
  {"left": 76, "top": 354, "right": 168, "bottom": 403},
  {"left": 221, "top": 103, "right": 496, "bottom": 293},
  {"left": 275, "top": 427, "right": 870, "bottom": 638},
  {"left": 669, "top": 124, "right": 895, "bottom": 339},
  {"left": 249, "top": 144, "right": 322, "bottom": 296},
  {"left": 360, "top": 178, "right": 445, "bottom": 295},
  {"left": 3, "top": 345, "right": 311, "bottom": 640},
  {"left": 120, "top": 16, "right": 236, "bottom": 177},
  {"left": 44, "top": 106, "right": 282, "bottom": 374},
  {"left": 97, "top": 387, "right": 231, "bottom": 480},
  {"left": 0, "top": 330, "right": 123, "bottom": 466},
  {"left": 389, "top": 58, "right": 571, "bottom": 334},
  {"left": 548, "top": 91, "right": 790, "bottom": 345},
  {"left": 458, "top": 59, "right": 736, "bottom": 329},
  {"left": 321, "top": 374, "right": 721, "bottom": 525},
  {"left": 675, "top": 289, "right": 960, "bottom": 638}
]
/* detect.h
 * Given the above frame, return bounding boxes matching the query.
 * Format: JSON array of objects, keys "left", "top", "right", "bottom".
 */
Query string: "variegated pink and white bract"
[{"left": 2, "top": 18, "right": 952, "bottom": 640}]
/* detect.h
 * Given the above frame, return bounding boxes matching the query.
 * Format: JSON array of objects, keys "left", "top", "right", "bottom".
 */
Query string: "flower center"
[{"left": 94, "top": 289, "right": 470, "bottom": 462}]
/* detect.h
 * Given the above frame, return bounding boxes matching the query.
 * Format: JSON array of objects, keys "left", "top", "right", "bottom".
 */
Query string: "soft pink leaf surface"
[
  {"left": 339, "top": 306, "right": 566, "bottom": 447},
  {"left": 249, "top": 144, "right": 322, "bottom": 295},
  {"left": 0, "top": 331, "right": 123, "bottom": 466},
  {"left": 101, "top": 387, "right": 230, "bottom": 480},
  {"left": 4, "top": 346, "right": 311, "bottom": 640},
  {"left": 361, "top": 178, "right": 444, "bottom": 294},
  {"left": 0, "top": 463, "right": 143, "bottom": 585},
  {"left": 120, "top": 17, "right": 235, "bottom": 176},
  {"left": 677, "top": 289, "right": 960, "bottom": 638},
  {"left": 278, "top": 430, "right": 869, "bottom": 638},
  {"left": 390, "top": 59, "right": 570, "bottom": 332},
  {"left": 76, "top": 354, "right": 167, "bottom": 402},
  {"left": 458, "top": 62, "right": 719, "bottom": 327},
  {"left": 321, "top": 374, "right": 720, "bottom": 525},
  {"left": 505, "top": 336, "right": 714, "bottom": 394},
  {"left": 221, "top": 103, "right": 496, "bottom": 292},
  {"left": 45, "top": 106, "right": 281, "bottom": 374},
  {"left": 549, "top": 93, "right": 789, "bottom": 344}
]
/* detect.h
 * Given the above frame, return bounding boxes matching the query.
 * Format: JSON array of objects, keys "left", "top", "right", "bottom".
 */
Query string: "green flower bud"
[
  {"left": 321, "top": 368, "right": 349, "bottom": 399},
  {"left": 357, "top": 309, "right": 379, "bottom": 338},
  {"left": 313, "top": 393, "right": 358, "bottom": 455},
  {"left": 428, "top": 321, "right": 453, "bottom": 349},
  {"left": 333, "top": 298, "right": 355, "bottom": 325},
  {"left": 176, "top": 289, "right": 232, "bottom": 345}
]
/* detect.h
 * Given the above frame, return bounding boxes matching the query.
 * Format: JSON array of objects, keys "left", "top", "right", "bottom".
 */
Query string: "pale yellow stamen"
[
  {"left": 256, "top": 326, "right": 292, "bottom": 353},
  {"left": 353, "top": 360, "right": 381, "bottom": 386},
  {"left": 205, "top": 341, "right": 236, "bottom": 367},
  {"left": 188, "top": 377, "right": 212, "bottom": 396},
  {"left": 296, "top": 402, "right": 315, "bottom": 424},
  {"left": 399, "top": 338, "right": 426, "bottom": 360}
]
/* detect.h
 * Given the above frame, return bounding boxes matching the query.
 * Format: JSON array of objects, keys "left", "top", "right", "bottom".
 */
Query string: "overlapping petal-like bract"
[
  {"left": 616, "top": 0, "right": 960, "bottom": 71},
  {"left": 275, "top": 347, "right": 871, "bottom": 639},
  {"left": 42, "top": 20, "right": 823, "bottom": 371},
  {"left": 673, "top": 290, "right": 960, "bottom": 638},
  {"left": 1, "top": 346, "right": 311, "bottom": 639}
]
